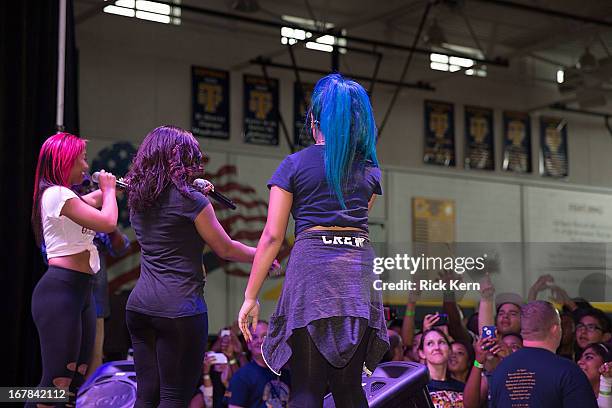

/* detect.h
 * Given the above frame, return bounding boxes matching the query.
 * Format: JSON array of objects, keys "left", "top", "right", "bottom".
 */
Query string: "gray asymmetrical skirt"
[{"left": 262, "top": 230, "right": 389, "bottom": 375}]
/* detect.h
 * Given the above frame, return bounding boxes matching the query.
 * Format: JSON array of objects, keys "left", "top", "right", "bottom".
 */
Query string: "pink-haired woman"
[{"left": 29, "top": 132, "right": 117, "bottom": 407}]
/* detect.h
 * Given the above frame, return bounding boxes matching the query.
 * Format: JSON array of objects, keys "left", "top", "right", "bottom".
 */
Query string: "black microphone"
[
  {"left": 91, "top": 171, "right": 129, "bottom": 189},
  {"left": 193, "top": 179, "right": 237, "bottom": 210}
]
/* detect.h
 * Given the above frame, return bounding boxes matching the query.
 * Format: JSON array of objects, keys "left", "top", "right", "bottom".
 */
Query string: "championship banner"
[
  {"left": 191, "top": 67, "right": 230, "bottom": 139},
  {"left": 464, "top": 106, "right": 494, "bottom": 170},
  {"left": 502, "top": 111, "right": 532, "bottom": 173},
  {"left": 243, "top": 74, "right": 279, "bottom": 145},
  {"left": 424, "top": 100, "right": 455, "bottom": 167},
  {"left": 293, "top": 82, "right": 315, "bottom": 148},
  {"left": 540, "top": 116, "right": 568, "bottom": 178}
]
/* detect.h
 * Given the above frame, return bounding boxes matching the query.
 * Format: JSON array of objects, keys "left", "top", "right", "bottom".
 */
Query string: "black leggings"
[
  {"left": 126, "top": 310, "right": 208, "bottom": 408},
  {"left": 289, "top": 327, "right": 371, "bottom": 408},
  {"left": 29, "top": 266, "right": 96, "bottom": 408}
]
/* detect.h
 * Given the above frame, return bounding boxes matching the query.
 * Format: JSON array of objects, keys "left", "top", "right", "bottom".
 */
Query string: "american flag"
[{"left": 92, "top": 142, "right": 292, "bottom": 294}]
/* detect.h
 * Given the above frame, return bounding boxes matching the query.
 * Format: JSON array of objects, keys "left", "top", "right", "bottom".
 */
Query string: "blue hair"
[{"left": 307, "top": 73, "right": 378, "bottom": 208}]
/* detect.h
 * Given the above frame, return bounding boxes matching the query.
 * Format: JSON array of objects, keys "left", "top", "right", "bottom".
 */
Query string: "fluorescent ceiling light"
[
  {"left": 103, "top": 5, "right": 135, "bottom": 17},
  {"left": 306, "top": 42, "right": 333, "bottom": 52}
]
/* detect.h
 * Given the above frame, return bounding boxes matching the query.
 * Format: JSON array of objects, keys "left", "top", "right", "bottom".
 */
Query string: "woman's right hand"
[
  {"left": 479, "top": 273, "right": 495, "bottom": 300},
  {"left": 423, "top": 313, "right": 440, "bottom": 332},
  {"left": 238, "top": 298, "right": 260, "bottom": 342},
  {"left": 202, "top": 354, "right": 215, "bottom": 375},
  {"left": 97, "top": 170, "right": 116, "bottom": 193}
]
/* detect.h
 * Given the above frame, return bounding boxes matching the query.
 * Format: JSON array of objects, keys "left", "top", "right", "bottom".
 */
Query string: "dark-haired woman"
[
  {"left": 419, "top": 328, "right": 465, "bottom": 408},
  {"left": 30, "top": 133, "right": 118, "bottom": 407},
  {"left": 238, "top": 73, "right": 389, "bottom": 407},
  {"left": 578, "top": 342, "right": 612, "bottom": 407},
  {"left": 125, "top": 125, "right": 260, "bottom": 407},
  {"left": 449, "top": 340, "right": 475, "bottom": 384}
]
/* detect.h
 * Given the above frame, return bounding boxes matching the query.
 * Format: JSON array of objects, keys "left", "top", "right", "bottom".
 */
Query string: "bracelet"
[
  {"left": 404, "top": 309, "right": 415, "bottom": 317},
  {"left": 203, "top": 374, "right": 211, "bottom": 380},
  {"left": 474, "top": 360, "right": 484, "bottom": 369},
  {"left": 229, "top": 358, "right": 237, "bottom": 365}
]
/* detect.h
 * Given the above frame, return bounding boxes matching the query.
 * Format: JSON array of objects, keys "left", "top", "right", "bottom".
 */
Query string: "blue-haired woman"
[{"left": 238, "top": 73, "right": 389, "bottom": 407}]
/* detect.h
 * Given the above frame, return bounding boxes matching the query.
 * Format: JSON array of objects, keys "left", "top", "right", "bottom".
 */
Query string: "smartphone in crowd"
[
  {"left": 433, "top": 313, "right": 448, "bottom": 327},
  {"left": 482, "top": 325, "right": 497, "bottom": 350},
  {"left": 220, "top": 329, "right": 231, "bottom": 337},
  {"left": 207, "top": 352, "right": 228, "bottom": 365}
]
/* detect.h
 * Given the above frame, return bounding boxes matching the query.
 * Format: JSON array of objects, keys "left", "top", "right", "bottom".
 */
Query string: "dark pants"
[
  {"left": 126, "top": 310, "right": 208, "bottom": 408},
  {"left": 289, "top": 327, "right": 371, "bottom": 408},
  {"left": 29, "top": 266, "right": 96, "bottom": 407}
]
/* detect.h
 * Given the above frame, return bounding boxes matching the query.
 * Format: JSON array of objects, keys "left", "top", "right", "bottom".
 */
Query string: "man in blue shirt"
[
  {"left": 489, "top": 300, "right": 598, "bottom": 407},
  {"left": 227, "top": 321, "right": 290, "bottom": 408}
]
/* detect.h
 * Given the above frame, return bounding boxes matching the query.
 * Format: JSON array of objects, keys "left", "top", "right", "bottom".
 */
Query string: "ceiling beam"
[
  {"left": 250, "top": 57, "right": 435, "bottom": 91},
  {"left": 148, "top": 0, "right": 509, "bottom": 67},
  {"left": 474, "top": 0, "right": 612, "bottom": 29}
]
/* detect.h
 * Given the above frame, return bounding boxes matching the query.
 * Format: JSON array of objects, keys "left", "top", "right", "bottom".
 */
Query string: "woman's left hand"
[
  {"left": 238, "top": 298, "right": 260, "bottom": 342},
  {"left": 489, "top": 341, "right": 511, "bottom": 360}
]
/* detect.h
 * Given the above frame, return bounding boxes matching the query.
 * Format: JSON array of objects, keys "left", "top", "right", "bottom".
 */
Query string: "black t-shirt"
[
  {"left": 489, "top": 347, "right": 598, "bottom": 408},
  {"left": 227, "top": 361, "right": 290, "bottom": 408},
  {"left": 428, "top": 378, "right": 465, "bottom": 408},
  {"left": 127, "top": 185, "right": 210, "bottom": 317}
]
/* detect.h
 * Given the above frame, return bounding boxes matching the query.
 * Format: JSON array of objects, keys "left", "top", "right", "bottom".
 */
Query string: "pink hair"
[{"left": 31, "top": 132, "right": 86, "bottom": 246}]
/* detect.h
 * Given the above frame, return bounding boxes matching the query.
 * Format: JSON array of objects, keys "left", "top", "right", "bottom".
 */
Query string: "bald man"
[{"left": 489, "top": 301, "right": 597, "bottom": 408}]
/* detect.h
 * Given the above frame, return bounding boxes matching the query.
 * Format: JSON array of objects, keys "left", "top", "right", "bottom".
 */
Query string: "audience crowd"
[
  {"left": 76, "top": 266, "right": 610, "bottom": 407},
  {"left": 176, "top": 272, "right": 612, "bottom": 407}
]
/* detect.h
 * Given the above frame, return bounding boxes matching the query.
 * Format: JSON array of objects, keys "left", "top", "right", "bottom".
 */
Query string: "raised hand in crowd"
[
  {"left": 488, "top": 340, "right": 511, "bottom": 361},
  {"left": 549, "top": 285, "right": 578, "bottom": 312},
  {"left": 474, "top": 336, "right": 495, "bottom": 365},
  {"left": 463, "top": 336, "right": 495, "bottom": 408},
  {"left": 401, "top": 283, "right": 421, "bottom": 356},
  {"left": 478, "top": 273, "right": 496, "bottom": 334},
  {"left": 219, "top": 331, "right": 242, "bottom": 387},
  {"left": 202, "top": 354, "right": 216, "bottom": 377},
  {"left": 480, "top": 273, "right": 495, "bottom": 301},
  {"left": 192, "top": 354, "right": 217, "bottom": 408},
  {"left": 527, "top": 274, "right": 554, "bottom": 301},
  {"left": 601, "top": 362, "right": 612, "bottom": 378},
  {"left": 439, "top": 268, "right": 472, "bottom": 344},
  {"left": 423, "top": 313, "right": 442, "bottom": 332},
  {"left": 267, "top": 258, "right": 283, "bottom": 278}
]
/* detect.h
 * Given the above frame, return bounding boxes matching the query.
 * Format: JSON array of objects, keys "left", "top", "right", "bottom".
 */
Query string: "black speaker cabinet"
[
  {"left": 323, "top": 361, "right": 434, "bottom": 408},
  {"left": 77, "top": 360, "right": 137, "bottom": 408}
]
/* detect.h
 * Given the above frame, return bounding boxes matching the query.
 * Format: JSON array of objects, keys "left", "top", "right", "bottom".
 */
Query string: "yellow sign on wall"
[{"left": 412, "top": 197, "right": 456, "bottom": 243}]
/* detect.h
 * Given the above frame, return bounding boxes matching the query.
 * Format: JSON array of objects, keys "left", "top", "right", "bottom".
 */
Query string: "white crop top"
[{"left": 41, "top": 186, "right": 100, "bottom": 273}]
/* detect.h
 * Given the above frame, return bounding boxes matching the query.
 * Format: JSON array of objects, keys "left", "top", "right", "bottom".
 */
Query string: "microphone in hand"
[
  {"left": 91, "top": 171, "right": 129, "bottom": 189},
  {"left": 193, "top": 179, "right": 236, "bottom": 210}
]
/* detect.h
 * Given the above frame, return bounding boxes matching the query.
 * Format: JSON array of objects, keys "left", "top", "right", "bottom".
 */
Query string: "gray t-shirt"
[{"left": 127, "top": 185, "right": 210, "bottom": 318}]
